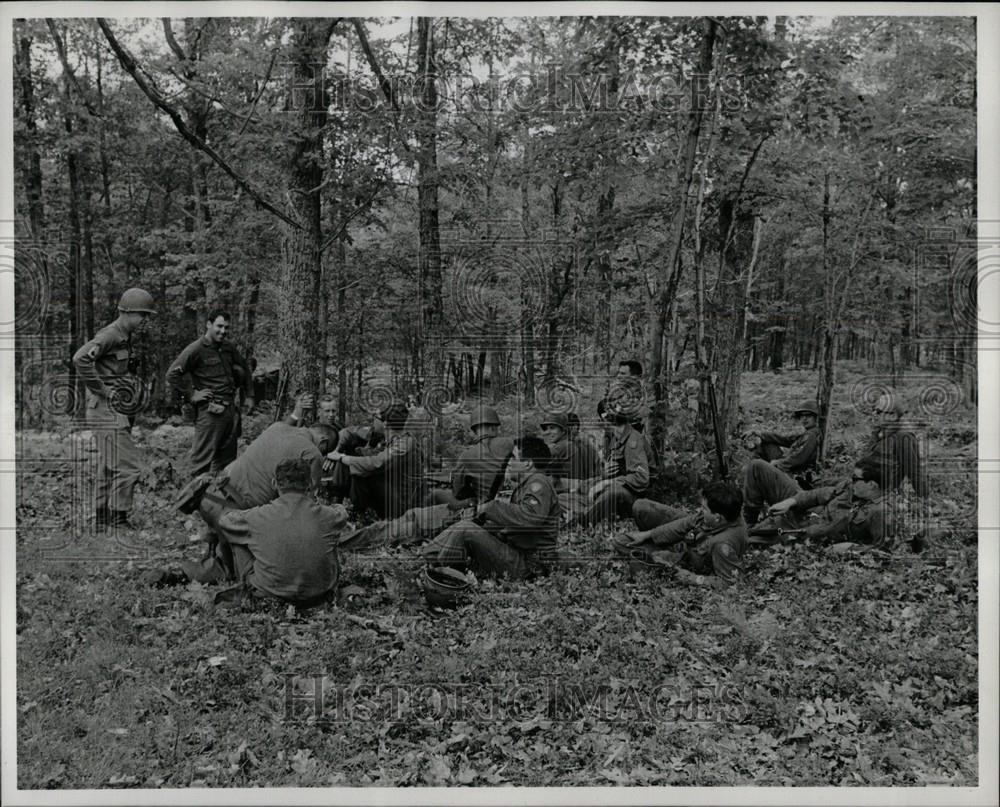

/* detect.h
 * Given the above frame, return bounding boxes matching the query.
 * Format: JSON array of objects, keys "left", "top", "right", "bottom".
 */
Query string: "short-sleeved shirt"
[
  {"left": 166, "top": 336, "right": 252, "bottom": 404},
  {"left": 222, "top": 422, "right": 322, "bottom": 508},
  {"left": 220, "top": 492, "right": 347, "bottom": 603}
]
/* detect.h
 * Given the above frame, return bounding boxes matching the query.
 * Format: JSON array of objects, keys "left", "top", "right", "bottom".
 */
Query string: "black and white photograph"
[{"left": 1, "top": 2, "right": 997, "bottom": 803}]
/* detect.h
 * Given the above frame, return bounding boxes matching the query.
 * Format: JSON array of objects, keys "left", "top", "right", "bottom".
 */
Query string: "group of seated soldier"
[{"left": 169, "top": 379, "right": 923, "bottom": 605}]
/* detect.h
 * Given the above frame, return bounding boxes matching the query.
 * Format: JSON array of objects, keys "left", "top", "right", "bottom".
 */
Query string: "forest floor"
[{"left": 14, "top": 364, "right": 979, "bottom": 789}]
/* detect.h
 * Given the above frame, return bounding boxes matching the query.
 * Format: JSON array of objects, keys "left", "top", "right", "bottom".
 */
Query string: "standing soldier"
[
  {"left": 72, "top": 287, "right": 155, "bottom": 529},
  {"left": 166, "top": 309, "right": 255, "bottom": 477}
]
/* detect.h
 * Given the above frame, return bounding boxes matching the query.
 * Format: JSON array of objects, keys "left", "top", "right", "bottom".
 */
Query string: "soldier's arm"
[
  {"left": 165, "top": 341, "right": 200, "bottom": 401},
  {"left": 619, "top": 436, "right": 650, "bottom": 491},
  {"left": 72, "top": 334, "right": 113, "bottom": 397},
  {"left": 479, "top": 484, "right": 553, "bottom": 531},
  {"left": 865, "top": 504, "right": 895, "bottom": 550},
  {"left": 759, "top": 431, "right": 794, "bottom": 448},
  {"left": 344, "top": 437, "right": 407, "bottom": 475},
  {"left": 645, "top": 513, "right": 698, "bottom": 547},
  {"left": 792, "top": 485, "right": 838, "bottom": 511},
  {"left": 775, "top": 430, "right": 819, "bottom": 472},
  {"left": 218, "top": 509, "right": 253, "bottom": 546}
]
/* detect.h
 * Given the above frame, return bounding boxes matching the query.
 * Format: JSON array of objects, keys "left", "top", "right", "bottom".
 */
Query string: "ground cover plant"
[{"left": 15, "top": 366, "right": 978, "bottom": 788}]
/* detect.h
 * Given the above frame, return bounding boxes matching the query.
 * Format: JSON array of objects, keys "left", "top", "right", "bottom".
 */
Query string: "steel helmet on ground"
[
  {"left": 470, "top": 405, "right": 501, "bottom": 430},
  {"left": 421, "top": 566, "right": 471, "bottom": 609},
  {"left": 117, "top": 287, "right": 156, "bottom": 314}
]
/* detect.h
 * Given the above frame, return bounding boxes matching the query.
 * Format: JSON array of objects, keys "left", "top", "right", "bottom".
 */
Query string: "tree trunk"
[
  {"left": 648, "top": 17, "right": 718, "bottom": 447},
  {"left": 816, "top": 171, "right": 835, "bottom": 462},
  {"left": 416, "top": 17, "right": 443, "bottom": 378},
  {"left": 278, "top": 20, "right": 333, "bottom": 413}
]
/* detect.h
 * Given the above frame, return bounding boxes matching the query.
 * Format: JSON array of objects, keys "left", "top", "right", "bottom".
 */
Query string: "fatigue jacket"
[
  {"left": 761, "top": 426, "right": 819, "bottom": 473},
  {"left": 647, "top": 512, "right": 747, "bottom": 585},
  {"left": 862, "top": 423, "right": 927, "bottom": 497},
  {"left": 550, "top": 435, "right": 603, "bottom": 483},
  {"left": 603, "top": 424, "right": 650, "bottom": 494},
  {"left": 794, "top": 481, "right": 895, "bottom": 549},
  {"left": 220, "top": 492, "right": 347, "bottom": 603},
  {"left": 478, "top": 471, "right": 560, "bottom": 555},
  {"left": 166, "top": 336, "right": 252, "bottom": 405},
  {"left": 72, "top": 321, "right": 134, "bottom": 428},
  {"left": 452, "top": 435, "right": 515, "bottom": 502},
  {"left": 222, "top": 422, "right": 322, "bottom": 508}
]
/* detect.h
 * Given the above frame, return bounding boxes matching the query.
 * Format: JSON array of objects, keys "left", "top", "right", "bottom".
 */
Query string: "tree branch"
[
  {"left": 97, "top": 18, "right": 300, "bottom": 230},
  {"left": 161, "top": 18, "right": 188, "bottom": 63},
  {"left": 46, "top": 20, "right": 102, "bottom": 117},
  {"left": 352, "top": 18, "right": 398, "bottom": 111}
]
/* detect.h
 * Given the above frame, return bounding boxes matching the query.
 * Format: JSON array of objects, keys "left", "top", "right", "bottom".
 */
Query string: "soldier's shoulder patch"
[
  {"left": 627, "top": 436, "right": 640, "bottom": 450},
  {"left": 523, "top": 495, "right": 541, "bottom": 508},
  {"left": 87, "top": 344, "right": 101, "bottom": 359},
  {"left": 529, "top": 481, "right": 543, "bottom": 493},
  {"left": 219, "top": 511, "right": 250, "bottom": 533},
  {"left": 716, "top": 542, "right": 736, "bottom": 558}
]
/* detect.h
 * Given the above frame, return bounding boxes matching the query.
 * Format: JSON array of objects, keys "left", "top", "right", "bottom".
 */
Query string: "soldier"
[
  {"left": 567, "top": 392, "right": 650, "bottom": 527},
  {"left": 860, "top": 393, "right": 927, "bottom": 497},
  {"left": 757, "top": 457, "right": 895, "bottom": 549},
  {"left": 324, "top": 401, "right": 426, "bottom": 519},
  {"left": 72, "top": 287, "right": 156, "bottom": 529},
  {"left": 316, "top": 394, "right": 340, "bottom": 430},
  {"left": 185, "top": 458, "right": 348, "bottom": 603},
  {"left": 175, "top": 394, "right": 337, "bottom": 579},
  {"left": 608, "top": 359, "right": 648, "bottom": 432},
  {"left": 427, "top": 405, "right": 514, "bottom": 510},
  {"left": 541, "top": 411, "right": 602, "bottom": 484},
  {"left": 421, "top": 436, "right": 559, "bottom": 579},
  {"left": 614, "top": 481, "right": 747, "bottom": 586},
  {"left": 746, "top": 400, "right": 820, "bottom": 482},
  {"left": 166, "top": 309, "right": 254, "bottom": 477}
]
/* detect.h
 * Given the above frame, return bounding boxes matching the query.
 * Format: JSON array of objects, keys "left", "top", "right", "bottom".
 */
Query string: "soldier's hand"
[
  {"left": 603, "top": 459, "right": 618, "bottom": 475},
  {"left": 190, "top": 389, "right": 211, "bottom": 404},
  {"left": 768, "top": 497, "right": 795, "bottom": 515},
  {"left": 244, "top": 396, "right": 255, "bottom": 414}
]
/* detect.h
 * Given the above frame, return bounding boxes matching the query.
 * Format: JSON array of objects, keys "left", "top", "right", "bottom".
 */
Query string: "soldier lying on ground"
[
  {"left": 744, "top": 399, "right": 820, "bottom": 484},
  {"left": 566, "top": 393, "right": 650, "bottom": 527},
  {"left": 752, "top": 456, "right": 895, "bottom": 550},
  {"left": 179, "top": 458, "right": 347, "bottom": 604},
  {"left": 324, "top": 402, "right": 426, "bottom": 519},
  {"left": 420, "top": 436, "right": 560, "bottom": 580},
  {"left": 425, "top": 405, "right": 514, "bottom": 510},
  {"left": 174, "top": 394, "right": 336, "bottom": 575},
  {"left": 613, "top": 482, "right": 747, "bottom": 587}
]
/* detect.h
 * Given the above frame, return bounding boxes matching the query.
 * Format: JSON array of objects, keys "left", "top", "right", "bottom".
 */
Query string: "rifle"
[
  {"left": 706, "top": 376, "right": 729, "bottom": 480},
  {"left": 273, "top": 370, "right": 289, "bottom": 423}
]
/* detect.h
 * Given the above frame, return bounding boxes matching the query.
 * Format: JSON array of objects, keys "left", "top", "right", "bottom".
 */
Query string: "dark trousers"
[
  {"left": 422, "top": 520, "right": 531, "bottom": 580},
  {"left": 742, "top": 459, "right": 801, "bottom": 510},
  {"left": 190, "top": 405, "right": 239, "bottom": 477},
  {"left": 574, "top": 481, "right": 638, "bottom": 527},
  {"left": 632, "top": 499, "right": 687, "bottom": 531},
  {"left": 198, "top": 482, "right": 252, "bottom": 579}
]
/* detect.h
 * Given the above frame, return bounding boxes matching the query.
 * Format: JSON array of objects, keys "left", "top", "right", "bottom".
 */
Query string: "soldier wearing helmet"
[
  {"left": 747, "top": 399, "right": 820, "bottom": 478},
  {"left": 540, "top": 411, "right": 601, "bottom": 483},
  {"left": 166, "top": 309, "right": 255, "bottom": 477},
  {"left": 426, "top": 404, "right": 515, "bottom": 510},
  {"left": 72, "top": 287, "right": 156, "bottom": 529},
  {"left": 324, "top": 401, "right": 426, "bottom": 519}
]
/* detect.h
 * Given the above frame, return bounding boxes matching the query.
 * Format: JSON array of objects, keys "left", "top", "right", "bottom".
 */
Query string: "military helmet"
[
  {"left": 539, "top": 412, "right": 569, "bottom": 431},
  {"left": 469, "top": 405, "right": 501, "bottom": 430},
  {"left": 792, "top": 400, "right": 818, "bottom": 417},
  {"left": 117, "top": 287, "right": 156, "bottom": 314},
  {"left": 421, "top": 566, "right": 471, "bottom": 609}
]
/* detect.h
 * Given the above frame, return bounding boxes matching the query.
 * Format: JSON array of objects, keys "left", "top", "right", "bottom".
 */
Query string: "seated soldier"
[
  {"left": 183, "top": 458, "right": 347, "bottom": 603},
  {"left": 175, "top": 394, "right": 337, "bottom": 567},
  {"left": 567, "top": 391, "right": 649, "bottom": 527},
  {"left": 324, "top": 401, "right": 426, "bottom": 519},
  {"left": 421, "top": 436, "right": 560, "bottom": 580},
  {"left": 759, "top": 457, "right": 895, "bottom": 550},
  {"left": 860, "top": 393, "right": 927, "bottom": 497},
  {"left": 746, "top": 400, "right": 820, "bottom": 482},
  {"left": 426, "top": 405, "right": 514, "bottom": 510},
  {"left": 613, "top": 481, "right": 747, "bottom": 586},
  {"left": 540, "top": 412, "right": 602, "bottom": 483}
]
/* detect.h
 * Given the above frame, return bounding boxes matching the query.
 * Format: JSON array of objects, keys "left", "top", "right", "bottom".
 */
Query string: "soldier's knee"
[{"left": 632, "top": 498, "right": 657, "bottom": 530}]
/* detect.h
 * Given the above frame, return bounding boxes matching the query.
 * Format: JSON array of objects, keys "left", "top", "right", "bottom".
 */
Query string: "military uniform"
[
  {"left": 72, "top": 322, "right": 142, "bottom": 518},
  {"left": 548, "top": 434, "right": 602, "bottom": 482},
  {"left": 422, "top": 471, "right": 560, "bottom": 579},
  {"left": 789, "top": 481, "right": 895, "bottom": 549},
  {"left": 215, "top": 492, "right": 347, "bottom": 604},
  {"left": 861, "top": 423, "right": 926, "bottom": 496},
  {"left": 337, "top": 432, "right": 426, "bottom": 519},
  {"left": 613, "top": 509, "right": 747, "bottom": 585},
  {"left": 572, "top": 424, "right": 649, "bottom": 526},
  {"left": 166, "top": 335, "right": 253, "bottom": 476},
  {"left": 759, "top": 425, "right": 819, "bottom": 475},
  {"left": 428, "top": 434, "right": 515, "bottom": 508},
  {"left": 742, "top": 458, "right": 801, "bottom": 518}
]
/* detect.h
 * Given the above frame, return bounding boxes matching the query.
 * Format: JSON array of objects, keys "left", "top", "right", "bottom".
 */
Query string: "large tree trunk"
[
  {"left": 647, "top": 18, "right": 718, "bottom": 446},
  {"left": 278, "top": 21, "right": 333, "bottom": 411},
  {"left": 416, "top": 17, "right": 443, "bottom": 381}
]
